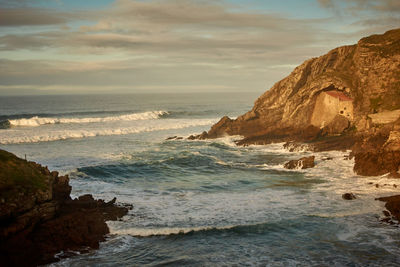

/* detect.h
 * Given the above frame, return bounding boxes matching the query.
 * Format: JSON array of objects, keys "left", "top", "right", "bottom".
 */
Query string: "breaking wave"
[
  {"left": 0, "top": 118, "right": 216, "bottom": 144},
  {"left": 5, "top": 110, "right": 168, "bottom": 127},
  {"left": 108, "top": 225, "right": 238, "bottom": 237}
]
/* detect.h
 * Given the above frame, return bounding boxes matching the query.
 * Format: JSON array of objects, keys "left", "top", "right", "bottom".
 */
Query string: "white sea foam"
[
  {"left": 8, "top": 110, "right": 168, "bottom": 127},
  {"left": 0, "top": 118, "right": 217, "bottom": 144},
  {"left": 108, "top": 224, "right": 237, "bottom": 237}
]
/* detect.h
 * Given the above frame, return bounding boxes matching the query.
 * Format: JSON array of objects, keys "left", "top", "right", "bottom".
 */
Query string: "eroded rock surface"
[
  {"left": 284, "top": 156, "right": 315, "bottom": 169},
  {"left": 193, "top": 29, "right": 400, "bottom": 151},
  {"left": 353, "top": 119, "right": 400, "bottom": 176},
  {"left": 0, "top": 149, "right": 129, "bottom": 266},
  {"left": 376, "top": 195, "right": 400, "bottom": 224}
]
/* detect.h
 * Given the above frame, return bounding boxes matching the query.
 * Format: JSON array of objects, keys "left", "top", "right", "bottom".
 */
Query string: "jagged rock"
[
  {"left": 284, "top": 156, "right": 315, "bottom": 169},
  {"left": 198, "top": 131, "right": 209, "bottom": 140},
  {"left": 376, "top": 195, "right": 400, "bottom": 223},
  {"left": 283, "top": 142, "right": 313, "bottom": 152},
  {"left": 342, "top": 193, "right": 356, "bottom": 200},
  {"left": 0, "top": 149, "right": 129, "bottom": 266}
]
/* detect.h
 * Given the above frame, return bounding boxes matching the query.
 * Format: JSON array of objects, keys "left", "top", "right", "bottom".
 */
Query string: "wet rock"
[
  {"left": 166, "top": 136, "right": 183, "bottom": 140},
  {"left": 0, "top": 149, "right": 129, "bottom": 266},
  {"left": 198, "top": 131, "right": 209, "bottom": 140},
  {"left": 283, "top": 142, "right": 312, "bottom": 152},
  {"left": 376, "top": 195, "right": 400, "bottom": 223},
  {"left": 342, "top": 193, "right": 356, "bottom": 200},
  {"left": 284, "top": 156, "right": 315, "bottom": 169}
]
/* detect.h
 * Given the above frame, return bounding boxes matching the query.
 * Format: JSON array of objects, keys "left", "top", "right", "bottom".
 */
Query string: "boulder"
[
  {"left": 284, "top": 156, "right": 315, "bottom": 169},
  {"left": 342, "top": 193, "right": 356, "bottom": 200},
  {"left": 376, "top": 195, "right": 400, "bottom": 223}
]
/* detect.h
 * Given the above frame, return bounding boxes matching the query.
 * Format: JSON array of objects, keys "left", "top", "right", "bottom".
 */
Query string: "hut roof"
[{"left": 325, "top": 91, "right": 352, "bottom": 101}]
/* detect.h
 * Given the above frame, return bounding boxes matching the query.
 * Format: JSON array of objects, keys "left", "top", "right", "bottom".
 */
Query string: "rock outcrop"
[
  {"left": 195, "top": 28, "right": 400, "bottom": 149},
  {"left": 192, "top": 28, "right": 400, "bottom": 177},
  {"left": 284, "top": 156, "right": 315, "bottom": 170},
  {"left": 0, "top": 149, "right": 130, "bottom": 266},
  {"left": 342, "top": 193, "right": 356, "bottom": 200},
  {"left": 376, "top": 195, "right": 400, "bottom": 223},
  {"left": 352, "top": 119, "right": 400, "bottom": 176}
]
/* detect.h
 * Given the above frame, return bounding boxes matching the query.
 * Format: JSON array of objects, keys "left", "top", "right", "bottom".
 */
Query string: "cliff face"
[
  {"left": 204, "top": 28, "right": 400, "bottom": 140},
  {"left": 0, "top": 150, "right": 129, "bottom": 266}
]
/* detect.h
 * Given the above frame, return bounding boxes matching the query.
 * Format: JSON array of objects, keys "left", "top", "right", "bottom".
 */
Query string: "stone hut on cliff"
[{"left": 311, "top": 90, "right": 353, "bottom": 128}]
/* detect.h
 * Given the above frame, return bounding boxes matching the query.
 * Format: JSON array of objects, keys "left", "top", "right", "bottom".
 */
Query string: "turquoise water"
[{"left": 1, "top": 93, "right": 400, "bottom": 266}]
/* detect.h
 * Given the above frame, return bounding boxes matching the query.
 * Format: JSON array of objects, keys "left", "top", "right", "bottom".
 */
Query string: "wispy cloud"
[{"left": 0, "top": 0, "right": 398, "bottom": 94}]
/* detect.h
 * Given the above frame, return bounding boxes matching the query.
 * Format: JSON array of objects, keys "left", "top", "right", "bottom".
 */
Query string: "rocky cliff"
[
  {"left": 195, "top": 28, "right": 400, "bottom": 176},
  {"left": 0, "top": 149, "right": 129, "bottom": 266},
  {"left": 200, "top": 28, "right": 400, "bottom": 142}
]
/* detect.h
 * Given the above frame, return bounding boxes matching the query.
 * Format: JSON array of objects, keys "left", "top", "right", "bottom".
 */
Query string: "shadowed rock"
[
  {"left": 0, "top": 149, "right": 130, "bottom": 266},
  {"left": 342, "top": 193, "right": 356, "bottom": 200},
  {"left": 284, "top": 156, "right": 315, "bottom": 169},
  {"left": 376, "top": 195, "right": 400, "bottom": 224}
]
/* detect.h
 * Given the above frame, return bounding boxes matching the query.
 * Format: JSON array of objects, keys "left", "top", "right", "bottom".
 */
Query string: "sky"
[{"left": 0, "top": 0, "right": 399, "bottom": 95}]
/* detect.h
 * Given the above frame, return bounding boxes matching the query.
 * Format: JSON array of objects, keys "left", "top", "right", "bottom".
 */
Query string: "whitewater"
[
  {"left": 1, "top": 93, "right": 399, "bottom": 266},
  {"left": 6, "top": 110, "right": 168, "bottom": 127}
]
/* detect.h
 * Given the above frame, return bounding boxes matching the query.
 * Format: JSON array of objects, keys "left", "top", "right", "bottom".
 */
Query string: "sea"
[{"left": 1, "top": 92, "right": 400, "bottom": 266}]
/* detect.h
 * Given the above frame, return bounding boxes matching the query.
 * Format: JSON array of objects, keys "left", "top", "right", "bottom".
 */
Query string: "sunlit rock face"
[{"left": 204, "top": 28, "right": 400, "bottom": 141}]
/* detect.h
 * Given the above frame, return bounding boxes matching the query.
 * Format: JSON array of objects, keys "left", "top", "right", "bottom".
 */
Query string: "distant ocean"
[{"left": 1, "top": 93, "right": 400, "bottom": 266}]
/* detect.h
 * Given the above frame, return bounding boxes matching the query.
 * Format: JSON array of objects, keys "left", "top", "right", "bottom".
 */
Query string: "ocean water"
[{"left": 1, "top": 93, "right": 400, "bottom": 266}]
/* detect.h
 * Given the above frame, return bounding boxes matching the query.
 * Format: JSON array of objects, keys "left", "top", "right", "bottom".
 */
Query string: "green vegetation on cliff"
[{"left": 0, "top": 150, "right": 48, "bottom": 197}]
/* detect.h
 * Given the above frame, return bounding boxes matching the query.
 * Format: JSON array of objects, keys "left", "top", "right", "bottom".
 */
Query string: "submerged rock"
[
  {"left": 342, "top": 193, "right": 356, "bottom": 200},
  {"left": 284, "top": 156, "right": 315, "bottom": 169},
  {"left": 0, "top": 149, "right": 129, "bottom": 266}
]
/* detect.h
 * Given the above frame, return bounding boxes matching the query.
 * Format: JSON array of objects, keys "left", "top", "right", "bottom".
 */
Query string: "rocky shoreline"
[
  {"left": 0, "top": 149, "right": 130, "bottom": 266},
  {"left": 187, "top": 29, "right": 400, "bottom": 224},
  {"left": 189, "top": 28, "right": 400, "bottom": 178}
]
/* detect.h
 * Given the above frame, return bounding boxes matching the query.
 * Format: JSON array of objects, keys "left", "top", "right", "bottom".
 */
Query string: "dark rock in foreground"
[
  {"left": 376, "top": 195, "right": 400, "bottom": 223},
  {"left": 342, "top": 193, "right": 356, "bottom": 200},
  {"left": 0, "top": 149, "right": 129, "bottom": 266},
  {"left": 284, "top": 156, "right": 315, "bottom": 169}
]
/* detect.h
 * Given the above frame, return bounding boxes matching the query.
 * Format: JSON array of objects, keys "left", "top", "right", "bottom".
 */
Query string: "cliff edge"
[
  {"left": 195, "top": 28, "right": 400, "bottom": 176},
  {"left": 0, "top": 149, "right": 129, "bottom": 266}
]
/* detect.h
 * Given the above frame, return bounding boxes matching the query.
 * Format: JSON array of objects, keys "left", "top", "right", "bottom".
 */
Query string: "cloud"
[
  {"left": 318, "top": 0, "right": 400, "bottom": 13},
  {"left": 0, "top": 0, "right": 398, "bottom": 94},
  {"left": 317, "top": 0, "right": 334, "bottom": 8},
  {"left": 0, "top": 7, "right": 74, "bottom": 27}
]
